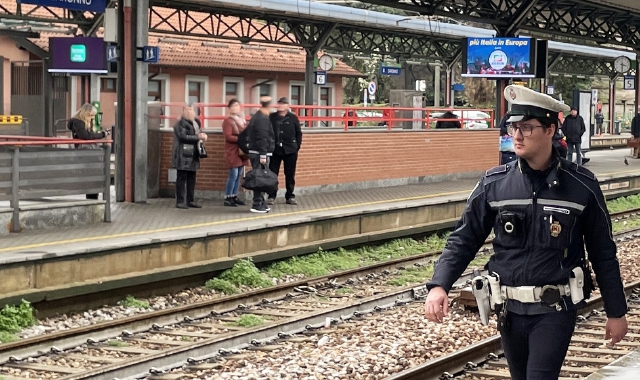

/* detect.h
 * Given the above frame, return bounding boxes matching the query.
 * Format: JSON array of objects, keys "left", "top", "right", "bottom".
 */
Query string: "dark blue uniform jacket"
[{"left": 427, "top": 154, "right": 627, "bottom": 318}]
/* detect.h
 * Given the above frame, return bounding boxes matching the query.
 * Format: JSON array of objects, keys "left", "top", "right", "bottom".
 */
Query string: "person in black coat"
[
  {"left": 562, "top": 107, "right": 586, "bottom": 165},
  {"left": 247, "top": 96, "right": 276, "bottom": 213},
  {"left": 267, "top": 97, "right": 302, "bottom": 205},
  {"left": 68, "top": 103, "right": 109, "bottom": 199},
  {"left": 631, "top": 113, "right": 640, "bottom": 158},
  {"left": 172, "top": 105, "right": 207, "bottom": 209},
  {"left": 435, "top": 111, "right": 461, "bottom": 129}
]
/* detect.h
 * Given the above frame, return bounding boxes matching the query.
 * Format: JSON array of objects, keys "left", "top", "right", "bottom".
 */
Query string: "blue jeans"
[
  {"left": 225, "top": 166, "right": 244, "bottom": 197},
  {"left": 567, "top": 142, "right": 582, "bottom": 165}
]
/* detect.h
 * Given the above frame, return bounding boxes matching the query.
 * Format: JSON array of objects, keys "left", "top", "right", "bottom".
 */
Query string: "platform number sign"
[
  {"left": 624, "top": 76, "right": 636, "bottom": 90},
  {"left": 368, "top": 82, "right": 376, "bottom": 95}
]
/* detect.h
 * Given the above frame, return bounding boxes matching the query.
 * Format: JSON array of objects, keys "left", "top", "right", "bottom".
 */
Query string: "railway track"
[
  {"left": 385, "top": 282, "right": 640, "bottom": 380},
  {"left": 1, "top": 208, "right": 640, "bottom": 380}
]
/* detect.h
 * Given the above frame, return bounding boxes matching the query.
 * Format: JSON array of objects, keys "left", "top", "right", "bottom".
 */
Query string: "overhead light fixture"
[
  {"left": 428, "top": 61, "right": 443, "bottom": 67},
  {"left": 202, "top": 42, "right": 228, "bottom": 48},
  {"left": 354, "top": 56, "right": 371, "bottom": 60},
  {"left": 550, "top": 73, "right": 560, "bottom": 76},
  {"left": 564, "top": 74, "right": 573, "bottom": 78},
  {"left": 159, "top": 37, "right": 189, "bottom": 45},
  {"left": 277, "top": 48, "right": 300, "bottom": 53},
  {"left": 242, "top": 44, "right": 266, "bottom": 50},
  {"left": 405, "top": 60, "right": 422, "bottom": 65},
  {"left": 576, "top": 75, "right": 586, "bottom": 79},
  {"left": 327, "top": 53, "right": 343, "bottom": 59}
]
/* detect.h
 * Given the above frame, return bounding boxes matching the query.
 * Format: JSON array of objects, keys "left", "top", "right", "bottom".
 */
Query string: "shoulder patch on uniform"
[
  {"left": 485, "top": 164, "right": 509, "bottom": 177},
  {"left": 570, "top": 162, "right": 596, "bottom": 180}
]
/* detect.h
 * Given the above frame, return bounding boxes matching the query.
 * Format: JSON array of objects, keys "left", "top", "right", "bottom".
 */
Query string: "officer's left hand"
[{"left": 605, "top": 316, "right": 628, "bottom": 345}]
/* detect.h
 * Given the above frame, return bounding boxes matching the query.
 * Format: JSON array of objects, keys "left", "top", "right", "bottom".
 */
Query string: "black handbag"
[
  {"left": 243, "top": 164, "right": 279, "bottom": 192},
  {"left": 197, "top": 140, "right": 207, "bottom": 158}
]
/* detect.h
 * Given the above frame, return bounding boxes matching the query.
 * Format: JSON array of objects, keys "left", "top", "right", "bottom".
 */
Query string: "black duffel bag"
[{"left": 243, "top": 164, "right": 279, "bottom": 193}]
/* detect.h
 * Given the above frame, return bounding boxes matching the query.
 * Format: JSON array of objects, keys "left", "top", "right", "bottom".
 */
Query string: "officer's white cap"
[{"left": 504, "top": 85, "right": 570, "bottom": 123}]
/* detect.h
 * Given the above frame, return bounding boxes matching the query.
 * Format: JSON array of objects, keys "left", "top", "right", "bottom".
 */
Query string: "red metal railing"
[{"left": 152, "top": 102, "right": 495, "bottom": 131}]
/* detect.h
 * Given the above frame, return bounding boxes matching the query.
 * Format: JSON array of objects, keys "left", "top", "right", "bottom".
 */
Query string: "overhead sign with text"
[
  {"left": 462, "top": 37, "right": 536, "bottom": 79},
  {"left": 21, "top": 0, "right": 107, "bottom": 13},
  {"left": 380, "top": 66, "right": 402, "bottom": 76},
  {"left": 49, "top": 37, "right": 107, "bottom": 74}
]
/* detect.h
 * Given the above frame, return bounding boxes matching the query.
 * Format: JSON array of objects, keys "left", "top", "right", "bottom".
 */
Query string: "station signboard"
[{"left": 21, "top": 0, "right": 107, "bottom": 13}]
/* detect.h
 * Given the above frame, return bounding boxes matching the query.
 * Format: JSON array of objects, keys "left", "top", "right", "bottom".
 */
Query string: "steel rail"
[{"left": 0, "top": 208, "right": 639, "bottom": 377}]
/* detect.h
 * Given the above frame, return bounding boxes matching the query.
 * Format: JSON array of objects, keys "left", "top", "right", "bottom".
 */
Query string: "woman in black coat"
[{"left": 172, "top": 106, "right": 207, "bottom": 209}]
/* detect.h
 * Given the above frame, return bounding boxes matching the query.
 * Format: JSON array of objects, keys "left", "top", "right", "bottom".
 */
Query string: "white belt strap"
[{"left": 502, "top": 285, "right": 571, "bottom": 303}]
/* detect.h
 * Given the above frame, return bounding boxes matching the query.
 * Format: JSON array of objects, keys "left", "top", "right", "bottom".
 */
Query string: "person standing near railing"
[
  {"left": 172, "top": 105, "right": 207, "bottom": 209},
  {"left": 68, "top": 103, "right": 109, "bottom": 200},
  {"left": 267, "top": 97, "right": 301, "bottom": 206},
  {"left": 222, "top": 99, "right": 249, "bottom": 207}
]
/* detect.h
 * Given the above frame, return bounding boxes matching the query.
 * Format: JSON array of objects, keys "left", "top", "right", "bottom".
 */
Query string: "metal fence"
[{"left": 0, "top": 136, "right": 112, "bottom": 232}]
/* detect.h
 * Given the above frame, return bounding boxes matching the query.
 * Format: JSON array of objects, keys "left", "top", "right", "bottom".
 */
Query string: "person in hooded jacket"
[
  {"left": 562, "top": 107, "right": 586, "bottom": 165},
  {"left": 631, "top": 113, "right": 640, "bottom": 158}
]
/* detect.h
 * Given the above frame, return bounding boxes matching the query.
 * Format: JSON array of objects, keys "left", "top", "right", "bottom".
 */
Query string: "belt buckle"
[{"left": 540, "top": 285, "right": 561, "bottom": 306}]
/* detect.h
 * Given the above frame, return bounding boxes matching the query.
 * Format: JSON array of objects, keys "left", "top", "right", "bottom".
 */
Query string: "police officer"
[{"left": 424, "top": 85, "right": 628, "bottom": 380}]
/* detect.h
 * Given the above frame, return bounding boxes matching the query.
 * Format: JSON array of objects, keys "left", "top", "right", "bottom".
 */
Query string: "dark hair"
[
  {"left": 260, "top": 100, "right": 271, "bottom": 108},
  {"left": 227, "top": 99, "right": 239, "bottom": 108},
  {"left": 523, "top": 116, "right": 558, "bottom": 132}
]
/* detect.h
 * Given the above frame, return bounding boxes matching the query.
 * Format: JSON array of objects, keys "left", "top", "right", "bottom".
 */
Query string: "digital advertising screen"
[
  {"left": 462, "top": 37, "right": 536, "bottom": 79},
  {"left": 49, "top": 37, "right": 107, "bottom": 74}
]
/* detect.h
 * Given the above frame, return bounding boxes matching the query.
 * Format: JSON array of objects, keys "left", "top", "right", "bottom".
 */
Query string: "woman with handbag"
[
  {"left": 172, "top": 105, "right": 207, "bottom": 209},
  {"left": 221, "top": 99, "right": 249, "bottom": 207},
  {"left": 68, "top": 103, "right": 109, "bottom": 199}
]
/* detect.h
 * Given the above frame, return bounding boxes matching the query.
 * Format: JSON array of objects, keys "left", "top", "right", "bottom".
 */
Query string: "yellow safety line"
[{"left": 0, "top": 189, "right": 471, "bottom": 253}]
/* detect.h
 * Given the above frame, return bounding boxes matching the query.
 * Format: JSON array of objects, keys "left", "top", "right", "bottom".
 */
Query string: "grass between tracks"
[
  {"left": 226, "top": 314, "right": 267, "bottom": 328},
  {"left": 0, "top": 300, "right": 37, "bottom": 343}
]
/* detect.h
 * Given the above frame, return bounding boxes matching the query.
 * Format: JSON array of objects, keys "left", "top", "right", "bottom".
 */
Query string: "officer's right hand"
[{"left": 424, "top": 286, "right": 449, "bottom": 323}]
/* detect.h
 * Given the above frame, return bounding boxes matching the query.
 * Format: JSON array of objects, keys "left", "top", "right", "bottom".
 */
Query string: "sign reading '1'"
[{"left": 21, "top": 0, "right": 107, "bottom": 13}]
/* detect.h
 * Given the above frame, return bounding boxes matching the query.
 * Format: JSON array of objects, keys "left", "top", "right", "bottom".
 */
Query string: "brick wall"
[{"left": 159, "top": 129, "right": 500, "bottom": 196}]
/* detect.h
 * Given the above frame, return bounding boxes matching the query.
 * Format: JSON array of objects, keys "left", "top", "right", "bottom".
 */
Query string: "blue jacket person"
[{"left": 424, "top": 85, "right": 628, "bottom": 380}]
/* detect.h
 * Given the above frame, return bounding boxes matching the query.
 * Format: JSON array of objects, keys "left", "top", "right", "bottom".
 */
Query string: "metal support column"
[
  {"left": 10, "top": 147, "right": 19, "bottom": 232},
  {"left": 90, "top": 74, "right": 100, "bottom": 102},
  {"left": 433, "top": 64, "right": 441, "bottom": 108},
  {"left": 123, "top": 0, "right": 134, "bottom": 202},
  {"left": 496, "top": 80, "right": 509, "bottom": 122},
  {"left": 42, "top": 60, "right": 53, "bottom": 136},
  {"left": 115, "top": 0, "right": 126, "bottom": 202},
  {"left": 609, "top": 76, "right": 617, "bottom": 134},
  {"left": 445, "top": 67, "right": 452, "bottom": 107},
  {"left": 304, "top": 51, "right": 316, "bottom": 121},
  {"left": 635, "top": 53, "right": 640, "bottom": 116},
  {"left": 103, "top": 145, "right": 112, "bottom": 222},
  {"left": 134, "top": 0, "right": 149, "bottom": 202}
]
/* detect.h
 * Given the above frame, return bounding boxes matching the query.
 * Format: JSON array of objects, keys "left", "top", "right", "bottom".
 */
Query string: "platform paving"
[{"left": 0, "top": 148, "right": 640, "bottom": 258}]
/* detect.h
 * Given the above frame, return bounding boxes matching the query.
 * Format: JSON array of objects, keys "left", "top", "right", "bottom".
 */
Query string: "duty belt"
[{"left": 502, "top": 284, "right": 571, "bottom": 304}]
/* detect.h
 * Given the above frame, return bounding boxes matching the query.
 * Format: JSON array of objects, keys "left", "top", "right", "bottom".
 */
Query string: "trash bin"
[{"left": 615, "top": 120, "right": 621, "bottom": 135}]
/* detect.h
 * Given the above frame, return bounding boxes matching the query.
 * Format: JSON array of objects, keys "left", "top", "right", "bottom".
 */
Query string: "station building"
[{"left": 0, "top": 1, "right": 359, "bottom": 133}]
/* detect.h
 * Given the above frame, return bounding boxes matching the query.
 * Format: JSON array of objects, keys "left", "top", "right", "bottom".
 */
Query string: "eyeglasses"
[{"left": 507, "top": 123, "right": 544, "bottom": 137}]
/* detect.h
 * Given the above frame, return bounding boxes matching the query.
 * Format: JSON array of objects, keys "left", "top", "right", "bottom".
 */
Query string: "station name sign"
[{"left": 21, "top": 0, "right": 107, "bottom": 13}]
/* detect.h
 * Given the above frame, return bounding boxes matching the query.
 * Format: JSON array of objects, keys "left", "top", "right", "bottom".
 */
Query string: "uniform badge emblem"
[
  {"left": 550, "top": 221, "right": 562, "bottom": 237},
  {"left": 509, "top": 88, "right": 517, "bottom": 100}
]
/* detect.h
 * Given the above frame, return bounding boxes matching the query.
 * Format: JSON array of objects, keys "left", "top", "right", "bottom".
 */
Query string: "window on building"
[
  {"left": 101, "top": 78, "right": 116, "bottom": 93},
  {"left": 259, "top": 83, "right": 271, "bottom": 97},
  {"left": 148, "top": 80, "right": 162, "bottom": 101},
  {"left": 188, "top": 81, "right": 202, "bottom": 105},
  {"left": 225, "top": 82, "right": 238, "bottom": 97},
  {"left": 291, "top": 85, "right": 302, "bottom": 105}
]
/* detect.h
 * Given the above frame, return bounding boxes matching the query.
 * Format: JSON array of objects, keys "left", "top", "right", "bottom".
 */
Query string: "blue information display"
[
  {"left": 21, "top": 0, "right": 107, "bottom": 13},
  {"left": 380, "top": 66, "right": 402, "bottom": 76},
  {"left": 142, "top": 46, "right": 160, "bottom": 63},
  {"left": 462, "top": 37, "right": 536, "bottom": 79}
]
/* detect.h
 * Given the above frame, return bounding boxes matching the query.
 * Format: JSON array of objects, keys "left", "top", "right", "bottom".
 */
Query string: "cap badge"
[
  {"left": 509, "top": 88, "right": 517, "bottom": 100},
  {"left": 550, "top": 221, "right": 562, "bottom": 237}
]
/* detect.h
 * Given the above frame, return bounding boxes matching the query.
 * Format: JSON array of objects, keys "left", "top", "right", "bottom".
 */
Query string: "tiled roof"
[
  {"left": 7, "top": 1, "right": 361, "bottom": 76},
  {"left": 149, "top": 34, "right": 360, "bottom": 76}
]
